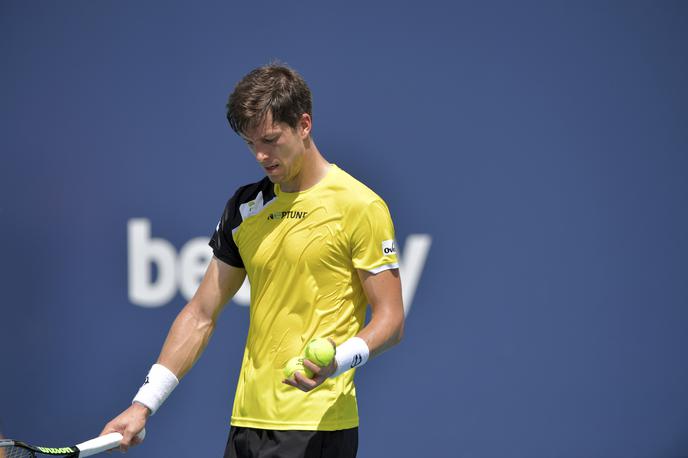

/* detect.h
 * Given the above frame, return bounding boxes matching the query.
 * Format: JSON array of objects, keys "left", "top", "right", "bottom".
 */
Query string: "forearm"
[
  {"left": 157, "top": 302, "right": 216, "bottom": 379},
  {"left": 356, "top": 306, "right": 404, "bottom": 359},
  {"left": 352, "top": 268, "right": 405, "bottom": 360},
  {"left": 105, "top": 259, "right": 242, "bottom": 432}
]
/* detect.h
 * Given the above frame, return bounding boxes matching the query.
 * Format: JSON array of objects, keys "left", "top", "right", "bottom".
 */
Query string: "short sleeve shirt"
[{"left": 209, "top": 164, "right": 398, "bottom": 431}]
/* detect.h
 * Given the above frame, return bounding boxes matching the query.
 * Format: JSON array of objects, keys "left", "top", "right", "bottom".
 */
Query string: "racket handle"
[{"left": 77, "top": 429, "right": 146, "bottom": 457}]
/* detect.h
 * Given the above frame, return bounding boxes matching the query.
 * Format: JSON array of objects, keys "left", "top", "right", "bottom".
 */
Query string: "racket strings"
[{"left": 0, "top": 445, "right": 36, "bottom": 458}]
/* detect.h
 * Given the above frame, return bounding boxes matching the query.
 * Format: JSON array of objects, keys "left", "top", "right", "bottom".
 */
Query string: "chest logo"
[{"left": 267, "top": 210, "right": 308, "bottom": 220}]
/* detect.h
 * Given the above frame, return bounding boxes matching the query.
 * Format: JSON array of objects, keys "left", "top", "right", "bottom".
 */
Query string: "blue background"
[{"left": 2, "top": 1, "right": 688, "bottom": 457}]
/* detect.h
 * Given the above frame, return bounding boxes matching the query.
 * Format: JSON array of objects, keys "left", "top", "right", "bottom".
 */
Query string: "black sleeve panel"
[{"left": 208, "top": 177, "right": 275, "bottom": 268}]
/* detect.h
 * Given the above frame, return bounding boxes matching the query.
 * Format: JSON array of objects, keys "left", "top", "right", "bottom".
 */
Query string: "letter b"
[{"left": 128, "top": 218, "right": 177, "bottom": 307}]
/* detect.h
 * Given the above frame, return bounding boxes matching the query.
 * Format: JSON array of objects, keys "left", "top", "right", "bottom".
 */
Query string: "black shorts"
[{"left": 223, "top": 426, "right": 358, "bottom": 458}]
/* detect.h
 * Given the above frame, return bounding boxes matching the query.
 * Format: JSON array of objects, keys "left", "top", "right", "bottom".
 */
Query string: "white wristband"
[
  {"left": 132, "top": 364, "right": 179, "bottom": 415},
  {"left": 332, "top": 337, "right": 370, "bottom": 378}
]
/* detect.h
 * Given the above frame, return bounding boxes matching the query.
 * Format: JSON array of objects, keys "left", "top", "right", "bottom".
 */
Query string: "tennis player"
[{"left": 101, "top": 64, "right": 404, "bottom": 458}]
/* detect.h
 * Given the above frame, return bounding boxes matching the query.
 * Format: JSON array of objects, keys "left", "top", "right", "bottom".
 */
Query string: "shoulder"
[
  {"left": 331, "top": 166, "right": 388, "bottom": 209},
  {"left": 217, "top": 176, "right": 276, "bottom": 230},
  {"left": 229, "top": 176, "right": 275, "bottom": 207}
]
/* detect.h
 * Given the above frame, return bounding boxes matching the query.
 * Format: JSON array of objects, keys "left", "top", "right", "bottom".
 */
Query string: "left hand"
[{"left": 282, "top": 340, "right": 337, "bottom": 392}]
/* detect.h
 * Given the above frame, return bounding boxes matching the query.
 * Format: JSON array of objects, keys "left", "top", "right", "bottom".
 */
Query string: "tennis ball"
[
  {"left": 305, "top": 338, "right": 335, "bottom": 367},
  {"left": 283, "top": 356, "right": 314, "bottom": 380}
]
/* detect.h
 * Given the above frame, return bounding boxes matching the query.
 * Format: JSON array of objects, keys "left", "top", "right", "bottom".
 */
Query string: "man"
[{"left": 101, "top": 64, "right": 404, "bottom": 458}]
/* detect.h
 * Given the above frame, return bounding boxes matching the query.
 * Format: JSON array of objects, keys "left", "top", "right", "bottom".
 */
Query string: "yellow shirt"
[{"left": 209, "top": 164, "right": 398, "bottom": 430}]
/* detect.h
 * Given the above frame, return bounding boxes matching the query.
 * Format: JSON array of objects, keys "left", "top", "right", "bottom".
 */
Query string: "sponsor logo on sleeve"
[{"left": 382, "top": 239, "right": 397, "bottom": 256}]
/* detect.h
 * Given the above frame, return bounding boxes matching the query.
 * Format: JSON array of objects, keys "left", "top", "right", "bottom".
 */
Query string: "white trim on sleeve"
[{"left": 366, "top": 262, "right": 400, "bottom": 274}]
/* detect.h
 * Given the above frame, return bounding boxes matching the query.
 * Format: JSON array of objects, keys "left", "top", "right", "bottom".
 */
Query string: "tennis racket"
[{"left": 0, "top": 429, "right": 145, "bottom": 457}]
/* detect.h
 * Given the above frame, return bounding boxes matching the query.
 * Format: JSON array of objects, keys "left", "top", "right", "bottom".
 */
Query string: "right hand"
[
  {"left": 100, "top": 402, "right": 150, "bottom": 452},
  {"left": 283, "top": 338, "right": 338, "bottom": 392}
]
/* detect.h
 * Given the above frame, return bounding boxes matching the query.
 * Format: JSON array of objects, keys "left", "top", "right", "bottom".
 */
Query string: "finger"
[
  {"left": 283, "top": 378, "right": 307, "bottom": 392},
  {"left": 119, "top": 430, "right": 138, "bottom": 451},
  {"left": 327, "top": 338, "right": 337, "bottom": 354},
  {"left": 129, "top": 429, "right": 144, "bottom": 447},
  {"left": 101, "top": 424, "right": 126, "bottom": 452},
  {"left": 305, "top": 358, "right": 335, "bottom": 380},
  {"left": 287, "top": 374, "right": 307, "bottom": 391},
  {"left": 302, "top": 359, "right": 321, "bottom": 374},
  {"left": 293, "top": 371, "right": 317, "bottom": 391},
  {"left": 326, "top": 357, "right": 337, "bottom": 375},
  {"left": 282, "top": 378, "right": 299, "bottom": 388},
  {"left": 283, "top": 378, "right": 307, "bottom": 391},
  {"left": 99, "top": 422, "right": 119, "bottom": 437}
]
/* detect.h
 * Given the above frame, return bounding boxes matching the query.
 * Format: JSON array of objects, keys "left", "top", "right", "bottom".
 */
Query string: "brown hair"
[{"left": 226, "top": 64, "right": 312, "bottom": 136}]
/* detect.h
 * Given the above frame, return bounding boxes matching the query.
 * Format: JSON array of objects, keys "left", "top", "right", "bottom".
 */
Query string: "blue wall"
[{"left": 2, "top": 1, "right": 688, "bottom": 457}]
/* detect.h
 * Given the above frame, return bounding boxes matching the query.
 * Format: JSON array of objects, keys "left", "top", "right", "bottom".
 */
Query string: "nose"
[{"left": 255, "top": 149, "right": 269, "bottom": 162}]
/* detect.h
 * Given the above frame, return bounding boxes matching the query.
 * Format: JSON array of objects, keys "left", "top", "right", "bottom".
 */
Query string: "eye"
[{"left": 264, "top": 137, "right": 276, "bottom": 144}]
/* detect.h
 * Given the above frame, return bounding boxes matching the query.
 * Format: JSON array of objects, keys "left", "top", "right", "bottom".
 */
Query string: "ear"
[{"left": 298, "top": 113, "right": 312, "bottom": 139}]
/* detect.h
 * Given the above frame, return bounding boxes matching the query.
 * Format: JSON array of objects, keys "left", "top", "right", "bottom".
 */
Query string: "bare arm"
[
  {"left": 101, "top": 256, "right": 245, "bottom": 449},
  {"left": 287, "top": 268, "right": 404, "bottom": 391},
  {"left": 354, "top": 268, "right": 405, "bottom": 358},
  {"left": 158, "top": 257, "right": 246, "bottom": 378}
]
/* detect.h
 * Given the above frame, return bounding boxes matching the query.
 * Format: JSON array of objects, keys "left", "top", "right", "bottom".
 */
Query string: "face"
[{"left": 241, "top": 112, "right": 311, "bottom": 190}]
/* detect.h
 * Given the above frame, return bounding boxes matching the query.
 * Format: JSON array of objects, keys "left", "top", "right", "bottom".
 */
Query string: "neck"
[{"left": 281, "top": 141, "right": 330, "bottom": 193}]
